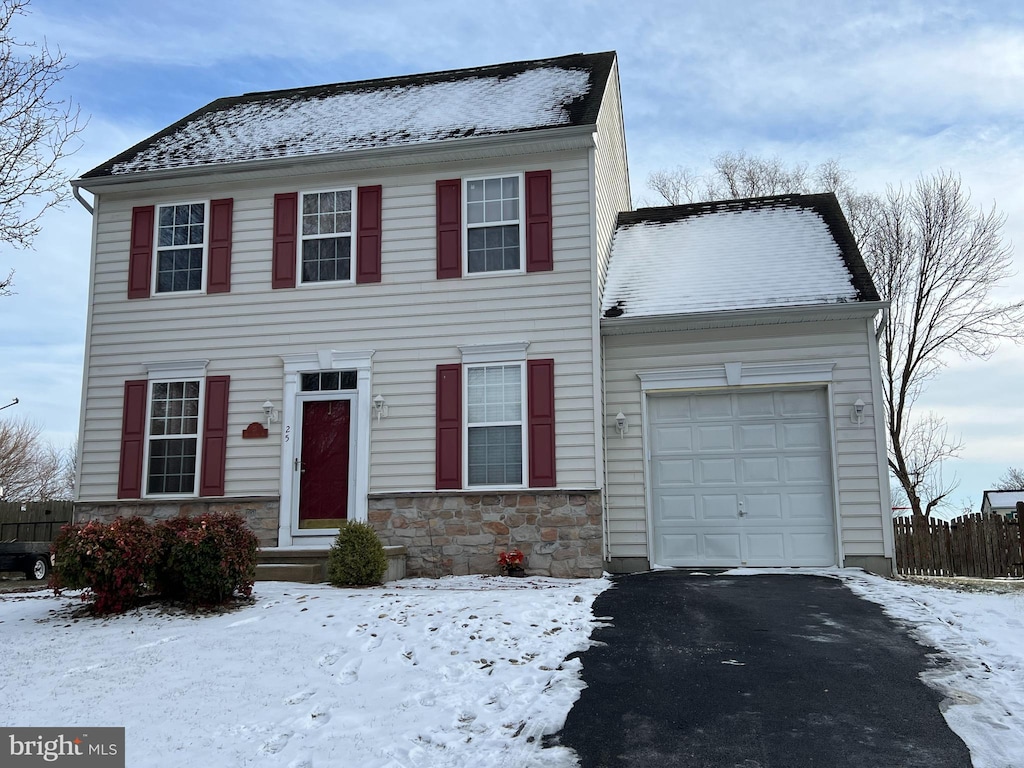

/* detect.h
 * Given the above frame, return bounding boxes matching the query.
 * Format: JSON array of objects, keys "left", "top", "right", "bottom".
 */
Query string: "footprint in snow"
[
  {"left": 288, "top": 758, "right": 313, "bottom": 768},
  {"left": 417, "top": 691, "right": 436, "bottom": 707},
  {"left": 304, "top": 704, "right": 331, "bottom": 729},
  {"left": 318, "top": 650, "right": 340, "bottom": 668},
  {"left": 338, "top": 658, "right": 361, "bottom": 685},
  {"left": 258, "top": 732, "right": 291, "bottom": 755},
  {"left": 284, "top": 690, "right": 314, "bottom": 705},
  {"left": 362, "top": 634, "right": 383, "bottom": 652}
]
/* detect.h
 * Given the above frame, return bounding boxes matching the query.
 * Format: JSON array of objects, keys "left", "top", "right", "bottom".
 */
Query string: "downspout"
[
  {"left": 72, "top": 185, "right": 94, "bottom": 215},
  {"left": 875, "top": 304, "right": 889, "bottom": 343},
  {"left": 600, "top": 333, "right": 611, "bottom": 563}
]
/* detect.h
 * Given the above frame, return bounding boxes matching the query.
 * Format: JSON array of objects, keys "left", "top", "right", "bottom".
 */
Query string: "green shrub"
[
  {"left": 51, "top": 517, "right": 162, "bottom": 614},
  {"left": 327, "top": 521, "right": 387, "bottom": 586},
  {"left": 156, "top": 512, "right": 259, "bottom": 607}
]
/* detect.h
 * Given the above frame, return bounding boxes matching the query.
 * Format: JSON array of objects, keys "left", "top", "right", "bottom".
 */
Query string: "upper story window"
[
  {"left": 301, "top": 189, "right": 353, "bottom": 283},
  {"left": 465, "top": 175, "right": 522, "bottom": 274},
  {"left": 156, "top": 203, "right": 207, "bottom": 293}
]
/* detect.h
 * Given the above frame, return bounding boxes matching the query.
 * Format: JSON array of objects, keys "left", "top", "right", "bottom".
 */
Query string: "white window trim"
[
  {"left": 462, "top": 173, "right": 525, "bottom": 277},
  {"left": 463, "top": 361, "right": 528, "bottom": 490},
  {"left": 277, "top": 350, "right": 375, "bottom": 546},
  {"left": 152, "top": 200, "right": 209, "bottom": 296},
  {"left": 142, "top": 376, "right": 206, "bottom": 499},
  {"left": 297, "top": 186, "right": 357, "bottom": 287}
]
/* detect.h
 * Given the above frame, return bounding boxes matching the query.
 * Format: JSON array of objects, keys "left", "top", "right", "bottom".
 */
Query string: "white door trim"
[{"left": 277, "top": 350, "right": 374, "bottom": 547}]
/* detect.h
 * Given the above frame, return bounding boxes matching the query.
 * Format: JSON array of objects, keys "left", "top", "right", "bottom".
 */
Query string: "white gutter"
[{"left": 72, "top": 185, "right": 93, "bottom": 215}]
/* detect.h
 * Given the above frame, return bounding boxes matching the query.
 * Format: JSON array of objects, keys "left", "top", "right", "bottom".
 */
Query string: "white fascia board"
[
  {"left": 601, "top": 301, "right": 889, "bottom": 336},
  {"left": 72, "top": 125, "right": 598, "bottom": 195}
]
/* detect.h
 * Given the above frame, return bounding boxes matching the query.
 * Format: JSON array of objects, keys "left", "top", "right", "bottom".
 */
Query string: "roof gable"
[
  {"left": 602, "top": 193, "right": 880, "bottom": 320},
  {"left": 82, "top": 52, "right": 616, "bottom": 179}
]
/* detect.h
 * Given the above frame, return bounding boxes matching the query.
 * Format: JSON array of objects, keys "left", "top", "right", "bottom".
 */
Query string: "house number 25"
[{"left": 284, "top": 425, "right": 291, "bottom": 442}]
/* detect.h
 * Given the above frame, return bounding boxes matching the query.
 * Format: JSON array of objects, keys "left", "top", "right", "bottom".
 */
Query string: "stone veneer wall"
[
  {"left": 73, "top": 498, "right": 280, "bottom": 548},
  {"left": 367, "top": 491, "right": 604, "bottom": 578}
]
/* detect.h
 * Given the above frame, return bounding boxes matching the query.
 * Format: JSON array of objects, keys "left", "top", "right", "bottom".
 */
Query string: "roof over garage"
[{"left": 602, "top": 193, "right": 879, "bottom": 320}]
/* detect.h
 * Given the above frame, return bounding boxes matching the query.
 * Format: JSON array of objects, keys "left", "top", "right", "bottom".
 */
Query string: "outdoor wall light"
[
  {"left": 372, "top": 394, "right": 388, "bottom": 422},
  {"left": 851, "top": 398, "right": 866, "bottom": 425},
  {"left": 261, "top": 400, "right": 279, "bottom": 428},
  {"left": 615, "top": 411, "right": 628, "bottom": 437}
]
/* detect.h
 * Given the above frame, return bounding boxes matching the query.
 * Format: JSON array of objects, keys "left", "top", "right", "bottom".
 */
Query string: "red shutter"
[
  {"left": 436, "top": 364, "right": 462, "bottom": 489},
  {"left": 199, "top": 375, "right": 230, "bottom": 497},
  {"left": 117, "top": 380, "right": 149, "bottom": 498},
  {"left": 273, "top": 192, "right": 298, "bottom": 289},
  {"left": 436, "top": 179, "right": 462, "bottom": 279},
  {"left": 527, "top": 359, "right": 556, "bottom": 487},
  {"left": 356, "top": 185, "right": 382, "bottom": 284},
  {"left": 207, "top": 198, "right": 233, "bottom": 293},
  {"left": 128, "top": 206, "right": 154, "bottom": 299},
  {"left": 525, "top": 170, "right": 553, "bottom": 272}
]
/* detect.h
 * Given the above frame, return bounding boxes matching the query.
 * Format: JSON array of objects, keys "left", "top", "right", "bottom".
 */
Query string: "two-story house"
[{"left": 71, "top": 51, "right": 894, "bottom": 577}]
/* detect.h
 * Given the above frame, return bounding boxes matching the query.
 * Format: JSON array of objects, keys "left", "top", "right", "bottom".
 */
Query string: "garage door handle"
[{"left": 738, "top": 501, "right": 746, "bottom": 517}]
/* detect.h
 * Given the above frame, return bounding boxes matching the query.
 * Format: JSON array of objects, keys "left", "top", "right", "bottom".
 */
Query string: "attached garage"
[
  {"left": 600, "top": 194, "right": 894, "bottom": 575},
  {"left": 648, "top": 388, "right": 836, "bottom": 568}
]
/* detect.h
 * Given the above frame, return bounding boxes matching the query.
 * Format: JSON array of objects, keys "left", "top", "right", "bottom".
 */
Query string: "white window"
[
  {"left": 146, "top": 380, "right": 202, "bottom": 495},
  {"left": 465, "top": 175, "right": 522, "bottom": 274},
  {"left": 156, "top": 202, "right": 207, "bottom": 293},
  {"left": 466, "top": 363, "right": 525, "bottom": 486},
  {"left": 301, "top": 189, "right": 354, "bottom": 283}
]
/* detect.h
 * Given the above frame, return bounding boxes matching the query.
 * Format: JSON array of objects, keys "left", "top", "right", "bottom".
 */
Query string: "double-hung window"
[
  {"left": 156, "top": 203, "right": 207, "bottom": 293},
  {"left": 301, "top": 189, "right": 353, "bottom": 283},
  {"left": 146, "top": 380, "right": 202, "bottom": 495},
  {"left": 466, "top": 363, "right": 525, "bottom": 486},
  {"left": 465, "top": 175, "right": 522, "bottom": 274}
]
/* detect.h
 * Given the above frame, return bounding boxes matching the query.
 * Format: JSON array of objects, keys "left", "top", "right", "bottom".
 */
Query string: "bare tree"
[
  {"left": 646, "top": 157, "right": 1024, "bottom": 518},
  {"left": 0, "top": 416, "right": 75, "bottom": 500},
  {"left": 993, "top": 467, "right": 1024, "bottom": 490},
  {"left": 0, "top": 0, "right": 83, "bottom": 293}
]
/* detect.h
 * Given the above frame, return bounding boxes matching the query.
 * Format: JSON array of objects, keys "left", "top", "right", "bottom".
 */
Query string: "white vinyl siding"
[
  {"left": 603, "top": 318, "right": 888, "bottom": 564},
  {"left": 592, "top": 62, "right": 631, "bottom": 292},
  {"left": 77, "top": 150, "right": 598, "bottom": 501}
]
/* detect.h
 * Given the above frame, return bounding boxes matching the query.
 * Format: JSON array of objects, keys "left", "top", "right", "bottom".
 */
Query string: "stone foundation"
[
  {"left": 367, "top": 490, "right": 603, "bottom": 578},
  {"left": 73, "top": 498, "right": 280, "bottom": 548}
]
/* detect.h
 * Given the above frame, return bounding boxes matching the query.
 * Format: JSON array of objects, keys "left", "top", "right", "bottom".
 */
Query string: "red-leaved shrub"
[
  {"left": 156, "top": 512, "right": 258, "bottom": 607},
  {"left": 51, "top": 516, "right": 162, "bottom": 614}
]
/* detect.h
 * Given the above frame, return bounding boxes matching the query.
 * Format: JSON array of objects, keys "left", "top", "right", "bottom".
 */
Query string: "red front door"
[{"left": 298, "top": 399, "right": 351, "bottom": 528}]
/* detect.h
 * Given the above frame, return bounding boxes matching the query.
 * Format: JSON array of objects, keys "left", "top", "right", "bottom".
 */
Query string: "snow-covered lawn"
[
  {"left": 0, "top": 577, "right": 609, "bottom": 768},
  {"left": 1, "top": 570, "right": 1021, "bottom": 768}
]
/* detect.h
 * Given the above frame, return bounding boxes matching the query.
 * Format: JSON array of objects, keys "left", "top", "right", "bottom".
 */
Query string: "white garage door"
[{"left": 649, "top": 388, "right": 837, "bottom": 567}]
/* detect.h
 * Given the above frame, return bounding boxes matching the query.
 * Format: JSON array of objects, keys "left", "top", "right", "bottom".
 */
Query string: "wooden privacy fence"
[
  {"left": 894, "top": 512, "right": 1024, "bottom": 578},
  {"left": 0, "top": 500, "right": 73, "bottom": 542}
]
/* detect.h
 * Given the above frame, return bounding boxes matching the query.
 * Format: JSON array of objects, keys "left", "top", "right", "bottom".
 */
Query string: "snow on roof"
[
  {"left": 83, "top": 52, "right": 614, "bottom": 178},
  {"left": 983, "top": 490, "right": 1024, "bottom": 509},
  {"left": 602, "top": 194, "right": 878, "bottom": 319}
]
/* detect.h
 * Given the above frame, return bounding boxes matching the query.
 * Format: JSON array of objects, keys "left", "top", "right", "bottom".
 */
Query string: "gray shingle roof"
[
  {"left": 602, "top": 193, "right": 880, "bottom": 320},
  {"left": 82, "top": 51, "right": 616, "bottom": 179}
]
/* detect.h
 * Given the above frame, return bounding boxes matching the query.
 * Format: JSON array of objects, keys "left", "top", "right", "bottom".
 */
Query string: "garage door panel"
[
  {"left": 656, "top": 494, "right": 696, "bottom": 522},
  {"left": 653, "top": 458, "right": 694, "bottom": 487},
  {"left": 736, "top": 391, "right": 777, "bottom": 417},
  {"left": 739, "top": 423, "right": 778, "bottom": 450},
  {"left": 695, "top": 395, "right": 732, "bottom": 419},
  {"left": 697, "top": 425, "right": 734, "bottom": 451},
  {"left": 742, "top": 457, "right": 780, "bottom": 483},
  {"left": 650, "top": 395, "right": 691, "bottom": 421},
  {"left": 783, "top": 422, "right": 828, "bottom": 450},
  {"left": 702, "top": 494, "right": 739, "bottom": 519},
  {"left": 745, "top": 494, "right": 782, "bottom": 519},
  {"left": 699, "top": 458, "right": 737, "bottom": 484},
  {"left": 704, "top": 533, "right": 742, "bottom": 560},
  {"left": 785, "top": 456, "right": 829, "bottom": 483},
  {"left": 652, "top": 425, "right": 693, "bottom": 453},
  {"left": 780, "top": 390, "right": 827, "bottom": 417},
  {"left": 649, "top": 388, "right": 837, "bottom": 568}
]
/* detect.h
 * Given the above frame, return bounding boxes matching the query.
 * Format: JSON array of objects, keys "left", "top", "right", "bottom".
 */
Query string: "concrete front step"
[{"left": 256, "top": 545, "right": 407, "bottom": 583}]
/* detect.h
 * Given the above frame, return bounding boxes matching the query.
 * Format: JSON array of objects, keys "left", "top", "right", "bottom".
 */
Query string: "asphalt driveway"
[{"left": 553, "top": 572, "right": 972, "bottom": 768}]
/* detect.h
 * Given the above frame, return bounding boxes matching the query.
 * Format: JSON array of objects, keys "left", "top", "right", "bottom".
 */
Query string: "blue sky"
[{"left": 1, "top": 0, "right": 1023, "bottom": 511}]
